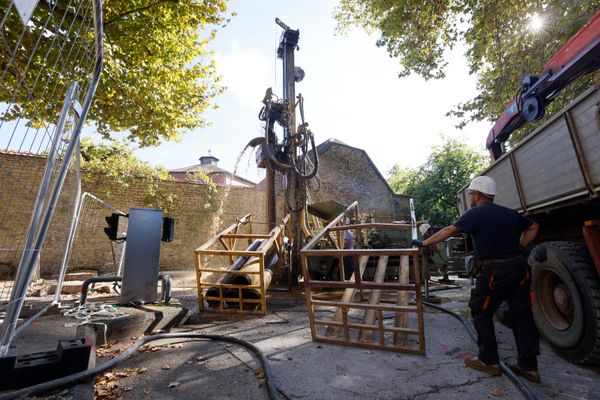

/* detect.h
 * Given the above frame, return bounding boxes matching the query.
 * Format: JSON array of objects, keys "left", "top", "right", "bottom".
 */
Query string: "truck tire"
[{"left": 528, "top": 241, "right": 600, "bottom": 364}]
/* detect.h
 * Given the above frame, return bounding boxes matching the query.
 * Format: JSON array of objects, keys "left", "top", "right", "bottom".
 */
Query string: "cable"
[
  {"left": 259, "top": 97, "right": 293, "bottom": 172},
  {"left": 0, "top": 333, "right": 283, "bottom": 400},
  {"left": 422, "top": 301, "right": 537, "bottom": 400},
  {"left": 292, "top": 130, "right": 319, "bottom": 179},
  {"left": 421, "top": 282, "right": 464, "bottom": 294}
]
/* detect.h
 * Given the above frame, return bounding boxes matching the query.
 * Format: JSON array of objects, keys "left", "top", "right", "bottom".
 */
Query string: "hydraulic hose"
[
  {"left": 292, "top": 131, "right": 319, "bottom": 179},
  {"left": 422, "top": 301, "right": 537, "bottom": 400},
  {"left": 0, "top": 333, "right": 283, "bottom": 400},
  {"left": 260, "top": 101, "right": 293, "bottom": 172}
]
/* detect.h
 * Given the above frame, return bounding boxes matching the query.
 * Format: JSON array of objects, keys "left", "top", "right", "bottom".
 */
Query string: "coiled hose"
[
  {"left": 0, "top": 333, "right": 283, "bottom": 400},
  {"left": 422, "top": 301, "right": 537, "bottom": 400}
]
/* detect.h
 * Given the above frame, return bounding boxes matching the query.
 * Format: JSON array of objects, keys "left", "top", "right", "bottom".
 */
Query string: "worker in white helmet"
[{"left": 412, "top": 176, "right": 541, "bottom": 383}]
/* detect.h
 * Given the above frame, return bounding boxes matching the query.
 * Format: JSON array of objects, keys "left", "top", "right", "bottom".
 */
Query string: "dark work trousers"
[
  {"left": 343, "top": 256, "right": 354, "bottom": 280},
  {"left": 469, "top": 257, "right": 540, "bottom": 370}
]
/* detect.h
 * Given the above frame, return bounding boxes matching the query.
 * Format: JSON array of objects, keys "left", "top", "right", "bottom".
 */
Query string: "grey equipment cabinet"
[{"left": 120, "top": 208, "right": 164, "bottom": 305}]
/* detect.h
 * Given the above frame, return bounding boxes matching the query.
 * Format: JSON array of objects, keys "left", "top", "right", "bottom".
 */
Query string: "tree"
[
  {"left": 0, "top": 1, "right": 228, "bottom": 146},
  {"left": 388, "top": 138, "right": 487, "bottom": 226},
  {"left": 335, "top": 1, "right": 599, "bottom": 142},
  {"left": 387, "top": 164, "right": 415, "bottom": 195}
]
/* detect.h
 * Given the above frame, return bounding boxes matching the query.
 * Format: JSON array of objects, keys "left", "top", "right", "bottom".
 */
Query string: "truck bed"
[{"left": 457, "top": 85, "right": 600, "bottom": 217}]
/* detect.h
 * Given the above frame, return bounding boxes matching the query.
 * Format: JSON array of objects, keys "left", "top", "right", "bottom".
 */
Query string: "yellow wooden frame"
[
  {"left": 300, "top": 202, "right": 425, "bottom": 354},
  {"left": 194, "top": 214, "right": 288, "bottom": 315}
]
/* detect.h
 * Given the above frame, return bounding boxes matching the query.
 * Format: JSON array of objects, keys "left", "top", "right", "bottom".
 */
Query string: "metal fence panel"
[
  {"left": 0, "top": 0, "right": 103, "bottom": 356},
  {"left": 55, "top": 192, "right": 128, "bottom": 304}
]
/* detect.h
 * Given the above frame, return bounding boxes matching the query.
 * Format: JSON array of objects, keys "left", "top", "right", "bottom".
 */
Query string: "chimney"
[{"left": 199, "top": 150, "right": 219, "bottom": 166}]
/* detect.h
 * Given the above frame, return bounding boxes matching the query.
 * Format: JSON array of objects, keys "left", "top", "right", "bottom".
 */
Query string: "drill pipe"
[
  {"left": 205, "top": 239, "right": 263, "bottom": 307},
  {"left": 225, "top": 251, "right": 280, "bottom": 304}
]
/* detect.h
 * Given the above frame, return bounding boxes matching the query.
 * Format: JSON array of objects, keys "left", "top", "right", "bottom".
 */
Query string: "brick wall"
[
  {"left": 0, "top": 152, "right": 48, "bottom": 276},
  {"left": 1, "top": 141, "right": 408, "bottom": 277},
  {"left": 0, "top": 152, "right": 266, "bottom": 276}
]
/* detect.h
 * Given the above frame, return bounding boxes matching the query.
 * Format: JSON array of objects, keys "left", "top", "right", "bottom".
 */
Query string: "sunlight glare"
[{"left": 528, "top": 13, "right": 544, "bottom": 32}]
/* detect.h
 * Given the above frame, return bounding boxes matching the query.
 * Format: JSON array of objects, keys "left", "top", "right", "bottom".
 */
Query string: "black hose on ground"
[
  {"left": 421, "top": 285, "right": 464, "bottom": 296},
  {"left": 426, "top": 279, "right": 463, "bottom": 289},
  {"left": 0, "top": 333, "right": 282, "bottom": 400},
  {"left": 422, "top": 301, "right": 537, "bottom": 400}
]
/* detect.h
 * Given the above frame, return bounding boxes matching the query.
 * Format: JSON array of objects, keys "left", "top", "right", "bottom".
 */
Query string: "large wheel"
[{"left": 528, "top": 242, "right": 600, "bottom": 364}]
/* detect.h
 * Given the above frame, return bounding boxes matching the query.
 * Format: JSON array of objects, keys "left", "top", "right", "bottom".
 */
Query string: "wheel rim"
[{"left": 536, "top": 268, "right": 574, "bottom": 330}]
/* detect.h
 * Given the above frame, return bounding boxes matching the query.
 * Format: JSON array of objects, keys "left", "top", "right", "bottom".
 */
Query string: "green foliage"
[
  {"left": 186, "top": 166, "right": 218, "bottom": 213},
  {"left": 335, "top": 1, "right": 599, "bottom": 142},
  {"left": 387, "top": 164, "right": 414, "bottom": 195},
  {"left": 80, "top": 138, "right": 177, "bottom": 214},
  {"left": 335, "top": 0, "right": 461, "bottom": 80},
  {"left": 0, "top": 1, "right": 228, "bottom": 146},
  {"left": 80, "top": 140, "right": 221, "bottom": 217},
  {"left": 388, "top": 138, "right": 487, "bottom": 225}
]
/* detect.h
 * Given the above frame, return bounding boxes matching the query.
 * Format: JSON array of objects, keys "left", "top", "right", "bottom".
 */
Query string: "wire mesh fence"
[
  {"left": 0, "top": 0, "right": 103, "bottom": 355},
  {"left": 55, "top": 192, "right": 128, "bottom": 304}
]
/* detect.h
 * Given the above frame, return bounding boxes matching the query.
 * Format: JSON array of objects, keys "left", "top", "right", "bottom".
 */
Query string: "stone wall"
[
  {"left": 262, "top": 141, "right": 410, "bottom": 229},
  {"left": 0, "top": 152, "right": 266, "bottom": 277},
  {"left": 306, "top": 141, "right": 410, "bottom": 222}
]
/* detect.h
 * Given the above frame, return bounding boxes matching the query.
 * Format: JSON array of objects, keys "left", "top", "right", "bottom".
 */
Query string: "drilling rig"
[{"left": 252, "top": 19, "right": 319, "bottom": 285}]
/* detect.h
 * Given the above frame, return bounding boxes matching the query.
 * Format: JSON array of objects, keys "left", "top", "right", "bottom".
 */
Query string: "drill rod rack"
[
  {"left": 300, "top": 202, "right": 425, "bottom": 354},
  {"left": 195, "top": 214, "right": 289, "bottom": 315}
]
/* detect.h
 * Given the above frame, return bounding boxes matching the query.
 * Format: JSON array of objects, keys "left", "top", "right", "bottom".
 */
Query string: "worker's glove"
[
  {"left": 519, "top": 246, "right": 531, "bottom": 257},
  {"left": 411, "top": 239, "right": 424, "bottom": 248}
]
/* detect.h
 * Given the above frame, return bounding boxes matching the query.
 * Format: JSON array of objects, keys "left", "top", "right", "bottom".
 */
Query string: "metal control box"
[{"left": 120, "top": 208, "right": 163, "bottom": 305}]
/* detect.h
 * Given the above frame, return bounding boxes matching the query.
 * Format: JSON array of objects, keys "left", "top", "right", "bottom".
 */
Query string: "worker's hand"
[
  {"left": 519, "top": 246, "right": 531, "bottom": 257},
  {"left": 411, "top": 239, "right": 424, "bottom": 248}
]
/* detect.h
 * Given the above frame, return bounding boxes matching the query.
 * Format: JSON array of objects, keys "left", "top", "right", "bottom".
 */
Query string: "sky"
[{"left": 93, "top": 0, "right": 490, "bottom": 183}]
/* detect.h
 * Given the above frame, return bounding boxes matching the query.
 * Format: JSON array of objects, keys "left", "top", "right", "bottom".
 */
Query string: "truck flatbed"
[{"left": 457, "top": 85, "right": 600, "bottom": 217}]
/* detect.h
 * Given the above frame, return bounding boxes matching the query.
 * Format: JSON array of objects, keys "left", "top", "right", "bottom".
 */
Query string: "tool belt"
[
  {"left": 465, "top": 255, "right": 479, "bottom": 277},
  {"left": 465, "top": 255, "right": 524, "bottom": 277},
  {"left": 479, "top": 255, "right": 523, "bottom": 266}
]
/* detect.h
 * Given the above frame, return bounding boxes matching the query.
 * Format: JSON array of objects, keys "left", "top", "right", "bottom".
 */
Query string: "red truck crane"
[{"left": 487, "top": 11, "right": 600, "bottom": 160}]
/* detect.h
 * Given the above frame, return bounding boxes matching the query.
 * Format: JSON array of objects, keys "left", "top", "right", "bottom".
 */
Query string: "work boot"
[
  {"left": 507, "top": 363, "right": 540, "bottom": 383},
  {"left": 463, "top": 357, "right": 501, "bottom": 376}
]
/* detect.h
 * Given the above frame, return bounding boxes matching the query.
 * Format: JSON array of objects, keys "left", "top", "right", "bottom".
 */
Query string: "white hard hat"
[
  {"left": 468, "top": 176, "right": 497, "bottom": 196},
  {"left": 419, "top": 223, "right": 431, "bottom": 236}
]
